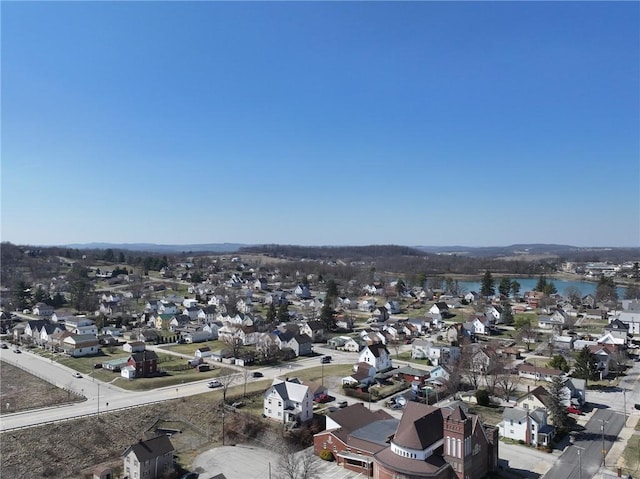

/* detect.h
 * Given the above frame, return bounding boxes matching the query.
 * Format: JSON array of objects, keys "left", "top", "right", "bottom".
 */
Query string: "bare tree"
[
  {"left": 277, "top": 444, "right": 319, "bottom": 479},
  {"left": 496, "top": 369, "right": 521, "bottom": 402},
  {"left": 218, "top": 373, "right": 238, "bottom": 404}
]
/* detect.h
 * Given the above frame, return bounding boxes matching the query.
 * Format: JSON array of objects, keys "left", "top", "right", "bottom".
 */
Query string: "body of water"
[{"left": 455, "top": 277, "right": 627, "bottom": 298}]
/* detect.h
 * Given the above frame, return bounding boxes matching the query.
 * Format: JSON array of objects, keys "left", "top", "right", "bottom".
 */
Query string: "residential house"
[
  {"left": 202, "top": 321, "right": 222, "bottom": 339},
  {"left": 467, "top": 315, "right": 492, "bottom": 336},
  {"left": 197, "top": 305, "right": 218, "bottom": 323},
  {"left": 145, "top": 300, "right": 160, "bottom": 313},
  {"left": 183, "top": 330, "right": 212, "bottom": 344},
  {"left": 139, "top": 329, "right": 160, "bottom": 344},
  {"left": 385, "top": 301, "right": 402, "bottom": 314},
  {"left": 605, "top": 319, "right": 630, "bottom": 342},
  {"left": 359, "top": 344, "right": 393, "bottom": 372},
  {"left": 313, "top": 403, "right": 397, "bottom": 476},
  {"left": 25, "top": 319, "right": 48, "bottom": 341},
  {"left": 32, "top": 302, "right": 54, "bottom": 317},
  {"left": 195, "top": 346, "right": 212, "bottom": 359},
  {"left": 182, "top": 298, "right": 198, "bottom": 308},
  {"left": 277, "top": 332, "right": 313, "bottom": 357},
  {"left": 343, "top": 362, "right": 378, "bottom": 387},
  {"left": 154, "top": 314, "right": 174, "bottom": 330},
  {"left": 253, "top": 278, "right": 268, "bottom": 291},
  {"left": 158, "top": 301, "right": 178, "bottom": 315},
  {"left": 516, "top": 386, "right": 552, "bottom": 413},
  {"left": 169, "top": 314, "right": 190, "bottom": 331},
  {"left": 588, "top": 345, "right": 612, "bottom": 379},
  {"left": 300, "top": 321, "right": 325, "bottom": 342},
  {"left": 446, "top": 323, "right": 471, "bottom": 345},
  {"left": 553, "top": 335, "right": 575, "bottom": 351},
  {"left": 464, "top": 292, "right": 480, "bottom": 303},
  {"left": 263, "top": 378, "right": 313, "bottom": 424},
  {"left": 359, "top": 299, "right": 377, "bottom": 312},
  {"left": 372, "top": 402, "right": 499, "bottom": 479},
  {"left": 123, "top": 341, "right": 146, "bottom": 353},
  {"left": 327, "top": 336, "right": 349, "bottom": 350},
  {"left": 122, "top": 435, "right": 174, "bottom": 479},
  {"left": 183, "top": 306, "right": 200, "bottom": 320},
  {"left": 127, "top": 350, "right": 159, "bottom": 377},
  {"left": 65, "top": 317, "right": 98, "bottom": 336},
  {"left": 429, "top": 302, "right": 449, "bottom": 318},
  {"left": 562, "top": 377, "right": 587, "bottom": 408},
  {"left": 294, "top": 284, "right": 312, "bottom": 299},
  {"left": 62, "top": 334, "right": 100, "bottom": 357},
  {"left": 498, "top": 407, "right": 554, "bottom": 446},
  {"left": 39, "top": 323, "right": 64, "bottom": 346},
  {"left": 517, "top": 364, "right": 564, "bottom": 383},
  {"left": 486, "top": 306, "right": 503, "bottom": 323}
]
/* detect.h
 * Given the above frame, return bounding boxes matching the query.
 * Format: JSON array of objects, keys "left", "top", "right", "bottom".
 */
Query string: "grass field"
[
  {"left": 161, "top": 340, "right": 221, "bottom": 356},
  {"left": 30, "top": 347, "right": 234, "bottom": 390},
  {"left": 0, "top": 360, "right": 84, "bottom": 413}
]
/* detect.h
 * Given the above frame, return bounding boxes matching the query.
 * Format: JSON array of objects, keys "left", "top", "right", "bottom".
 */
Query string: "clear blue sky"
[{"left": 2, "top": 1, "right": 639, "bottom": 247}]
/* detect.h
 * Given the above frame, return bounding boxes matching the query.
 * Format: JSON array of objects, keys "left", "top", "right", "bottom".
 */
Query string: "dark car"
[
  {"left": 321, "top": 356, "right": 332, "bottom": 364},
  {"left": 180, "top": 473, "right": 199, "bottom": 479},
  {"left": 252, "top": 371, "right": 264, "bottom": 378},
  {"left": 13, "top": 348, "right": 21, "bottom": 354},
  {"left": 0, "top": 343, "right": 8, "bottom": 349},
  {"left": 337, "top": 400, "right": 348, "bottom": 408}
]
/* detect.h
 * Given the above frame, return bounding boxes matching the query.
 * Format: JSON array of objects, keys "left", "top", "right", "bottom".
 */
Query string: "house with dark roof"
[
  {"left": 359, "top": 343, "right": 392, "bottom": 372},
  {"left": 604, "top": 319, "right": 630, "bottom": 342},
  {"left": 127, "top": 350, "right": 159, "bottom": 377},
  {"left": 373, "top": 402, "right": 498, "bottom": 479},
  {"left": 313, "top": 403, "right": 397, "bottom": 475},
  {"left": 122, "top": 435, "right": 174, "bottom": 479}
]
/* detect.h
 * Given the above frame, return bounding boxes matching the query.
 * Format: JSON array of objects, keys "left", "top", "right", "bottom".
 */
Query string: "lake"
[{"left": 455, "top": 277, "right": 627, "bottom": 298}]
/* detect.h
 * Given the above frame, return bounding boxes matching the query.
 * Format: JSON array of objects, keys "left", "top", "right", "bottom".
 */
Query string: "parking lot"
[{"left": 191, "top": 444, "right": 366, "bottom": 479}]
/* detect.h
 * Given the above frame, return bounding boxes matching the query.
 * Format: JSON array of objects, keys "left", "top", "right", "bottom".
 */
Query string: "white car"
[
  {"left": 72, "top": 372, "right": 82, "bottom": 378},
  {"left": 208, "top": 380, "right": 222, "bottom": 388}
]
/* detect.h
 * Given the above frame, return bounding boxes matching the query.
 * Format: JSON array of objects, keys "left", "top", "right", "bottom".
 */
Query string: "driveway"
[{"left": 191, "top": 445, "right": 365, "bottom": 479}]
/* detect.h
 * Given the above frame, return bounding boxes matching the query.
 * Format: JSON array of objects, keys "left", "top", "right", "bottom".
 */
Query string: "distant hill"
[
  {"left": 414, "top": 244, "right": 640, "bottom": 261},
  {"left": 63, "top": 242, "right": 248, "bottom": 253}
]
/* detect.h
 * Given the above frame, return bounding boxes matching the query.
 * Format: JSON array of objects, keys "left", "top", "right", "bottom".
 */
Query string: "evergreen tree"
[
  {"left": 595, "top": 276, "right": 618, "bottom": 305},
  {"left": 510, "top": 280, "right": 521, "bottom": 298},
  {"left": 325, "top": 279, "right": 339, "bottom": 301},
  {"left": 573, "top": 346, "right": 598, "bottom": 385},
  {"left": 535, "top": 275, "right": 548, "bottom": 293},
  {"left": 542, "top": 281, "right": 557, "bottom": 296},
  {"left": 547, "top": 376, "right": 570, "bottom": 429},
  {"left": 266, "top": 303, "right": 277, "bottom": 324},
  {"left": 498, "top": 278, "right": 512, "bottom": 297},
  {"left": 547, "top": 354, "right": 570, "bottom": 373},
  {"left": 32, "top": 286, "right": 49, "bottom": 304},
  {"left": 501, "top": 302, "right": 514, "bottom": 325},
  {"left": 625, "top": 283, "right": 640, "bottom": 300},
  {"left": 480, "top": 271, "right": 495, "bottom": 298},
  {"left": 277, "top": 301, "right": 290, "bottom": 322},
  {"left": 319, "top": 298, "right": 335, "bottom": 330},
  {"left": 13, "top": 280, "right": 32, "bottom": 310}
]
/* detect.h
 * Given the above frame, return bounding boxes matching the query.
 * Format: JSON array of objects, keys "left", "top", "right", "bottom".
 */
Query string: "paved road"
[{"left": 542, "top": 408, "right": 626, "bottom": 479}]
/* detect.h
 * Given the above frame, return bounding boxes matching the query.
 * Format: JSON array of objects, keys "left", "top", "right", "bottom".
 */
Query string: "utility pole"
[{"left": 599, "top": 419, "right": 606, "bottom": 466}]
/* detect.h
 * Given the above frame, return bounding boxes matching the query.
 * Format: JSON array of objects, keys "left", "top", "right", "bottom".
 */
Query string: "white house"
[
  {"left": 182, "top": 298, "right": 198, "bottom": 308},
  {"left": 498, "top": 407, "right": 553, "bottom": 446},
  {"left": 359, "top": 344, "right": 392, "bottom": 371},
  {"left": 62, "top": 334, "right": 99, "bottom": 357},
  {"left": 158, "top": 301, "right": 179, "bottom": 315},
  {"left": 263, "top": 378, "right": 313, "bottom": 424}
]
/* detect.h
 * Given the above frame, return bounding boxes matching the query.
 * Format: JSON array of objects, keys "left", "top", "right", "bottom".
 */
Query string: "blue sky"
[{"left": 2, "top": 1, "right": 639, "bottom": 247}]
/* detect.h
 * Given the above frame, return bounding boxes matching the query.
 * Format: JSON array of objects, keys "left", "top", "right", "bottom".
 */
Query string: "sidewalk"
[{"left": 597, "top": 411, "right": 638, "bottom": 479}]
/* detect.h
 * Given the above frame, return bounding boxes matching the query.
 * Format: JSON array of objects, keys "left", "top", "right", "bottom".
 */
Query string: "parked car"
[
  {"left": 72, "top": 372, "right": 82, "bottom": 378},
  {"left": 252, "top": 371, "right": 264, "bottom": 378},
  {"left": 314, "top": 394, "right": 331, "bottom": 403},
  {"left": 321, "top": 356, "right": 332, "bottom": 363},
  {"left": 231, "top": 401, "right": 244, "bottom": 408},
  {"left": 567, "top": 405, "right": 582, "bottom": 415},
  {"left": 13, "top": 348, "right": 21, "bottom": 354},
  {"left": 208, "top": 380, "right": 222, "bottom": 388},
  {"left": 0, "top": 343, "right": 8, "bottom": 349},
  {"left": 635, "top": 403, "right": 640, "bottom": 411},
  {"left": 337, "top": 400, "right": 348, "bottom": 408},
  {"left": 180, "top": 473, "right": 199, "bottom": 479}
]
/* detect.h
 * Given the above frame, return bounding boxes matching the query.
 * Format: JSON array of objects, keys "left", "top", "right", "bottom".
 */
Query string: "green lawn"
[
  {"left": 161, "top": 340, "right": 221, "bottom": 356},
  {"left": 620, "top": 418, "right": 640, "bottom": 477}
]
